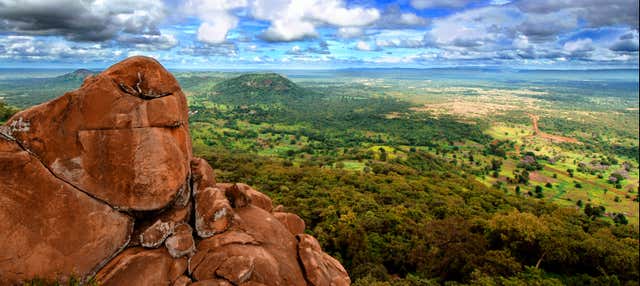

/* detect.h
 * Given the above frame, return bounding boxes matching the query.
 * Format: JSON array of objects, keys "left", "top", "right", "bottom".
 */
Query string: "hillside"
[
  {"left": 185, "top": 68, "right": 640, "bottom": 285},
  {"left": 56, "top": 68, "right": 95, "bottom": 81},
  {"left": 0, "top": 101, "right": 18, "bottom": 122},
  {"left": 0, "top": 57, "right": 349, "bottom": 286},
  {"left": 212, "top": 73, "right": 311, "bottom": 105}
]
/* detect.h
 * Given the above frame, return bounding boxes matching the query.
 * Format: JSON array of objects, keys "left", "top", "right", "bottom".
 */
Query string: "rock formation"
[{"left": 0, "top": 56, "right": 350, "bottom": 286}]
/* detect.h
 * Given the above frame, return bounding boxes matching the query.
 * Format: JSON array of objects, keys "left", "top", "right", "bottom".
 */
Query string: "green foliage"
[
  {"left": 584, "top": 203, "right": 606, "bottom": 219},
  {"left": 201, "top": 148, "right": 639, "bottom": 285},
  {"left": 211, "top": 73, "right": 311, "bottom": 105},
  {"left": 0, "top": 100, "right": 18, "bottom": 122},
  {"left": 4, "top": 69, "right": 638, "bottom": 286}
]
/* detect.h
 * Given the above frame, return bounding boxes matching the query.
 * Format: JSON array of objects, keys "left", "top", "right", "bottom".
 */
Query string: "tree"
[
  {"left": 567, "top": 169, "right": 574, "bottom": 177},
  {"left": 487, "top": 210, "right": 550, "bottom": 269},
  {"left": 584, "top": 203, "right": 605, "bottom": 219},
  {"left": 379, "top": 148, "right": 388, "bottom": 162},
  {"left": 613, "top": 213, "right": 628, "bottom": 225}
]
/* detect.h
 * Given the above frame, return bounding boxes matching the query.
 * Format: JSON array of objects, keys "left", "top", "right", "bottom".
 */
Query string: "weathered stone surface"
[
  {"left": 0, "top": 56, "right": 351, "bottom": 285},
  {"left": 140, "top": 219, "right": 175, "bottom": 248},
  {"left": 165, "top": 223, "right": 196, "bottom": 258},
  {"left": 223, "top": 183, "right": 252, "bottom": 208},
  {"left": 96, "top": 247, "right": 187, "bottom": 286},
  {"left": 273, "top": 212, "right": 306, "bottom": 235},
  {"left": 190, "top": 279, "right": 233, "bottom": 286},
  {"left": 216, "top": 183, "right": 273, "bottom": 212},
  {"left": 0, "top": 139, "right": 132, "bottom": 284},
  {"left": 298, "top": 234, "right": 351, "bottom": 286},
  {"left": 240, "top": 282, "right": 268, "bottom": 286},
  {"left": 129, "top": 200, "right": 192, "bottom": 248},
  {"left": 4, "top": 56, "right": 192, "bottom": 211},
  {"left": 195, "top": 186, "right": 233, "bottom": 238},
  {"left": 172, "top": 275, "right": 192, "bottom": 286},
  {"left": 191, "top": 157, "right": 217, "bottom": 193},
  {"left": 216, "top": 256, "right": 255, "bottom": 285},
  {"left": 190, "top": 206, "right": 307, "bottom": 286}
]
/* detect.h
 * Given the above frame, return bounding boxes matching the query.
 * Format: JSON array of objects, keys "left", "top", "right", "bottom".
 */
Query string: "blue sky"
[{"left": 0, "top": 0, "right": 638, "bottom": 69}]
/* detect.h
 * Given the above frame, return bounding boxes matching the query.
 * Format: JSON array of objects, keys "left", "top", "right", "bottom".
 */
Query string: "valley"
[{"left": 1, "top": 67, "right": 638, "bottom": 285}]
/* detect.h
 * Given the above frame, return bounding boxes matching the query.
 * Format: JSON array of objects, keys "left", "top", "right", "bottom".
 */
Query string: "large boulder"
[
  {"left": 4, "top": 56, "right": 192, "bottom": 211},
  {"left": 298, "top": 234, "right": 351, "bottom": 286},
  {"left": 0, "top": 56, "right": 350, "bottom": 285},
  {"left": 190, "top": 206, "right": 308, "bottom": 286},
  {"left": 0, "top": 139, "right": 132, "bottom": 284},
  {"left": 96, "top": 247, "right": 187, "bottom": 286},
  {"left": 273, "top": 212, "right": 306, "bottom": 235}
]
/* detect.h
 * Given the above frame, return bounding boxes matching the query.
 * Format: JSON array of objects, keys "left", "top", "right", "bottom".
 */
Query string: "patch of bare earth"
[
  {"left": 527, "top": 113, "right": 581, "bottom": 144},
  {"left": 529, "top": 171, "right": 557, "bottom": 184},
  {"left": 410, "top": 100, "right": 519, "bottom": 118}
]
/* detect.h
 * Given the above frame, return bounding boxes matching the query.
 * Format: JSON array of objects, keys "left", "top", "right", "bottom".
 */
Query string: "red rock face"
[
  {"left": 0, "top": 56, "right": 350, "bottom": 286},
  {"left": 96, "top": 248, "right": 187, "bottom": 286},
  {"left": 274, "top": 212, "right": 306, "bottom": 235},
  {"left": 5, "top": 56, "right": 192, "bottom": 211},
  {"left": 298, "top": 234, "right": 351, "bottom": 286},
  {"left": 0, "top": 139, "right": 132, "bottom": 283}
]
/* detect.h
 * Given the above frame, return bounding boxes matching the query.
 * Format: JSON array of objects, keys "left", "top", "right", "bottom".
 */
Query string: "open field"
[{"left": 1, "top": 67, "right": 638, "bottom": 285}]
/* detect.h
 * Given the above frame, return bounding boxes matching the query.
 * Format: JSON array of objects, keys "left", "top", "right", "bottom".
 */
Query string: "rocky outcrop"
[
  {"left": 0, "top": 139, "right": 131, "bottom": 284},
  {"left": 0, "top": 56, "right": 349, "bottom": 285},
  {"left": 4, "top": 56, "right": 192, "bottom": 211}
]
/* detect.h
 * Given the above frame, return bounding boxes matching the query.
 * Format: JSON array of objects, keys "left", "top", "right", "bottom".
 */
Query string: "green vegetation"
[
  {"left": 183, "top": 71, "right": 639, "bottom": 285},
  {"left": 212, "top": 73, "right": 311, "bottom": 105},
  {"left": 0, "top": 100, "right": 18, "bottom": 123},
  {"left": 2, "top": 68, "right": 638, "bottom": 285}
]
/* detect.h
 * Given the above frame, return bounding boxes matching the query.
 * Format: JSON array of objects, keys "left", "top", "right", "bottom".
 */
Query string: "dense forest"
[
  {"left": 0, "top": 100, "right": 18, "bottom": 123},
  {"left": 200, "top": 147, "right": 638, "bottom": 285},
  {"left": 2, "top": 70, "right": 638, "bottom": 285},
  {"left": 185, "top": 73, "right": 639, "bottom": 285}
]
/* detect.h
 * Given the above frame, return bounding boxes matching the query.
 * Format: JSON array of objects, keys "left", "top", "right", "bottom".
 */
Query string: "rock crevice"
[{"left": 0, "top": 56, "right": 350, "bottom": 286}]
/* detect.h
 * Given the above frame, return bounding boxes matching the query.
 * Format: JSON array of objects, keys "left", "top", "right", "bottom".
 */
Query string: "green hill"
[
  {"left": 56, "top": 69, "right": 95, "bottom": 81},
  {"left": 0, "top": 101, "right": 18, "bottom": 122},
  {"left": 212, "top": 73, "right": 311, "bottom": 105}
]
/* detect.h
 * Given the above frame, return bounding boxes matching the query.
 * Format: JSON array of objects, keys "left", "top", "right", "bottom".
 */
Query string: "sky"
[{"left": 0, "top": 0, "right": 638, "bottom": 69}]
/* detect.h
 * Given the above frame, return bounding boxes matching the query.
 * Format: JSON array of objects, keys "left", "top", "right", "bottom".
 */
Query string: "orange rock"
[
  {"left": 297, "top": 234, "right": 351, "bottom": 286},
  {"left": 190, "top": 279, "right": 233, "bottom": 286},
  {"left": 191, "top": 157, "right": 217, "bottom": 193},
  {"left": 129, "top": 201, "right": 192, "bottom": 248},
  {"left": 195, "top": 187, "right": 233, "bottom": 238},
  {"left": 96, "top": 247, "right": 186, "bottom": 286},
  {"left": 140, "top": 219, "right": 175, "bottom": 249},
  {"left": 273, "top": 212, "right": 306, "bottom": 235},
  {"left": 172, "top": 275, "right": 192, "bottom": 286},
  {"left": 190, "top": 206, "right": 307, "bottom": 286},
  {"left": 0, "top": 139, "right": 132, "bottom": 284},
  {"left": 5, "top": 56, "right": 192, "bottom": 211},
  {"left": 165, "top": 223, "right": 196, "bottom": 258},
  {"left": 0, "top": 56, "right": 351, "bottom": 286},
  {"left": 216, "top": 183, "right": 273, "bottom": 212},
  {"left": 216, "top": 256, "right": 255, "bottom": 285}
]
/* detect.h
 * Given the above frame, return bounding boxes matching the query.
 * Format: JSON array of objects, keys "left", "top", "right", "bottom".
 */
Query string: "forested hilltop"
[
  {"left": 183, "top": 72, "right": 639, "bottom": 285},
  {"left": 1, "top": 69, "right": 638, "bottom": 285}
]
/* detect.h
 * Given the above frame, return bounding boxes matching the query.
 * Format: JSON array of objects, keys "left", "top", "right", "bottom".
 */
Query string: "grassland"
[{"left": 1, "top": 68, "right": 638, "bottom": 285}]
